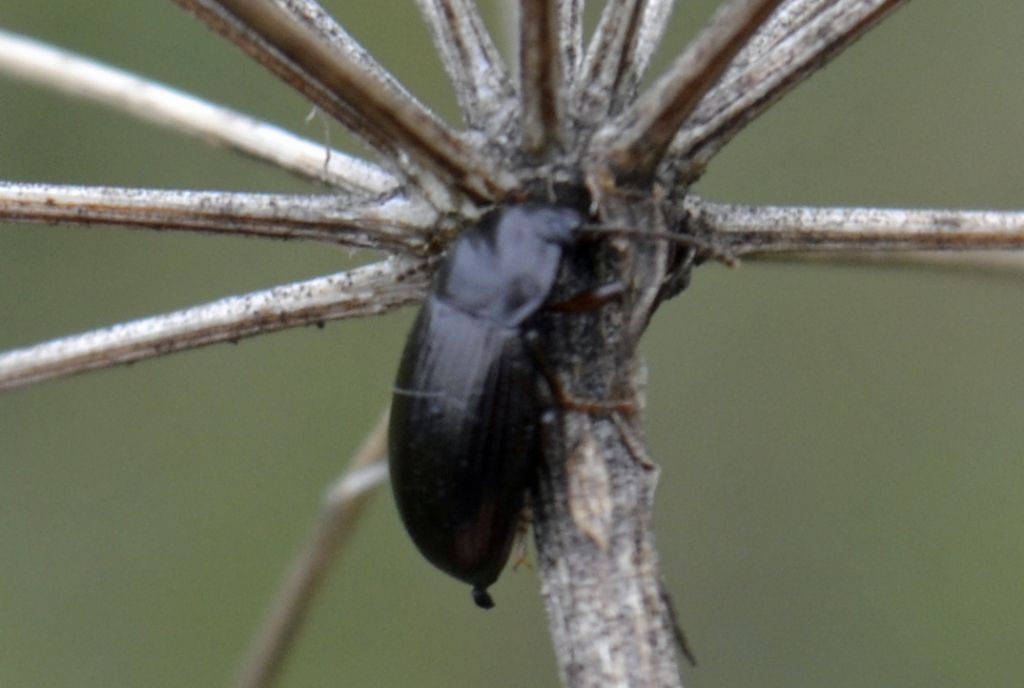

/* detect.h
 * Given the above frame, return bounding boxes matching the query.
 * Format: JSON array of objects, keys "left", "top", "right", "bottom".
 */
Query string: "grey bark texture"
[{"left": 532, "top": 195, "right": 691, "bottom": 688}]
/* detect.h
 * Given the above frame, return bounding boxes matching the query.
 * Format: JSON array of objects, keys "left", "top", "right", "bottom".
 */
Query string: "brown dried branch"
[
  {"left": 519, "top": 0, "right": 566, "bottom": 156},
  {"left": 686, "top": 198, "right": 1024, "bottom": 256},
  {"left": 235, "top": 412, "right": 390, "bottom": 688},
  {"left": 0, "top": 183, "right": 436, "bottom": 254},
  {"left": 529, "top": 193, "right": 695, "bottom": 688},
  {"left": 575, "top": 0, "right": 674, "bottom": 123},
  {"left": 173, "top": 0, "right": 515, "bottom": 203},
  {"left": 593, "top": 0, "right": 785, "bottom": 185},
  {"left": 558, "top": 0, "right": 584, "bottom": 84},
  {"left": 0, "top": 258, "right": 429, "bottom": 391},
  {"left": 668, "top": 0, "right": 908, "bottom": 182},
  {"left": 415, "top": 0, "right": 516, "bottom": 134},
  {"left": 535, "top": 412, "right": 682, "bottom": 688},
  {"left": 0, "top": 28, "right": 395, "bottom": 193}
]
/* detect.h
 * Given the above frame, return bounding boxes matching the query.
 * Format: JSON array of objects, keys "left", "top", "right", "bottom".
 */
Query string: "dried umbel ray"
[{"left": 1, "top": 1, "right": 1022, "bottom": 688}]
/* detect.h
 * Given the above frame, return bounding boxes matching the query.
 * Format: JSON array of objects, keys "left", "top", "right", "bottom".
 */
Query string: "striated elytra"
[{"left": 388, "top": 204, "right": 583, "bottom": 609}]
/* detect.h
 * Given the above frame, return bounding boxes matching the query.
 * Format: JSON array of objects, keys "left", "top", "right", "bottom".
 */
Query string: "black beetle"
[
  {"left": 387, "top": 202, "right": 724, "bottom": 608},
  {"left": 388, "top": 203, "right": 583, "bottom": 609}
]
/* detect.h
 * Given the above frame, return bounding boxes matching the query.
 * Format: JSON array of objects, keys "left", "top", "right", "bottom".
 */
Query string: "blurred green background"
[{"left": 2, "top": 1, "right": 1023, "bottom": 686}]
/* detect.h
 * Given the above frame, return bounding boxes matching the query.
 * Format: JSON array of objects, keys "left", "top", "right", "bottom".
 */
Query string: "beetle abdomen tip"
[{"left": 472, "top": 586, "right": 495, "bottom": 610}]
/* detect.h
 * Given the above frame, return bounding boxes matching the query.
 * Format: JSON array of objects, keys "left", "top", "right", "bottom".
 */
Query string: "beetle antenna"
[{"left": 579, "top": 224, "right": 738, "bottom": 267}]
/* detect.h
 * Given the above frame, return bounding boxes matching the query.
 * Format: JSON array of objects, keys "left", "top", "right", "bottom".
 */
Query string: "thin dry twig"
[
  {"left": 0, "top": 28, "right": 395, "bottom": 194},
  {"left": 575, "top": 0, "right": 674, "bottom": 123},
  {"left": 519, "top": 0, "right": 566, "bottom": 156},
  {"left": 0, "top": 258, "right": 429, "bottom": 391},
  {"left": 687, "top": 198, "right": 1024, "bottom": 256},
  {"left": 668, "top": 0, "right": 908, "bottom": 181},
  {"left": 0, "top": 182, "right": 436, "bottom": 253},
  {"left": 594, "top": 0, "right": 785, "bottom": 185},
  {"left": 174, "top": 0, "right": 515, "bottom": 203},
  {"left": 235, "top": 411, "right": 390, "bottom": 688},
  {"left": 719, "top": 0, "right": 832, "bottom": 75},
  {"left": 558, "top": 0, "right": 584, "bottom": 84},
  {"left": 415, "top": 0, "right": 516, "bottom": 134}
]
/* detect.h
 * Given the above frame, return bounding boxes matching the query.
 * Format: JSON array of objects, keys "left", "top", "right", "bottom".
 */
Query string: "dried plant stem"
[
  {"left": 235, "top": 412, "right": 390, "bottom": 688},
  {"left": 535, "top": 413, "right": 682, "bottom": 688},
  {"left": 0, "top": 258, "right": 428, "bottom": 391},
  {"left": 576, "top": 0, "right": 674, "bottom": 122},
  {"left": 0, "top": 28, "right": 393, "bottom": 194},
  {"left": 519, "top": 0, "right": 566, "bottom": 156},
  {"left": 688, "top": 199, "right": 1024, "bottom": 256},
  {"left": 415, "top": 0, "right": 516, "bottom": 134},
  {"left": 558, "top": 0, "right": 584, "bottom": 83},
  {"left": 597, "top": 0, "right": 785, "bottom": 184},
  {"left": 669, "top": 0, "right": 908, "bottom": 181},
  {"left": 4, "top": 196, "right": 1020, "bottom": 394},
  {"left": 0, "top": 183, "right": 435, "bottom": 253},
  {"left": 531, "top": 194, "right": 693, "bottom": 688},
  {"left": 174, "top": 0, "right": 514, "bottom": 202}
]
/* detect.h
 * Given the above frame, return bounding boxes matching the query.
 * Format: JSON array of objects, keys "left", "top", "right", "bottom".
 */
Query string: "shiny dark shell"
[{"left": 389, "top": 204, "right": 582, "bottom": 608}]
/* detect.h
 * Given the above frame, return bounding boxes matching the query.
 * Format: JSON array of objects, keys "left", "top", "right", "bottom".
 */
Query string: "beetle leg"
[
  {"left": 686, "top": 234, "right": 736, "bottom": 267},
  {"left": 658, "top": 244, "right": 698, "bottom": 303},
  {"left": 525, "top": 330, "right": 639, "bottom": 415},
  {"left": 610, "top": 412, "right": 657, "bottom": 470},
  {"left": 510, "top": 507, "right": 534, "bottom": 572},
  {"left": 579, "top": 223, "right": 739, "bottom": 266},
  {"left": 553, "top": 387, "right": 638, "bottom": 415},
  {"left": 546, "top": 281, "right": 625, "bottom": 313},
  {"left": 660, "top": 583, "right": 698, "bottom": 667}
]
